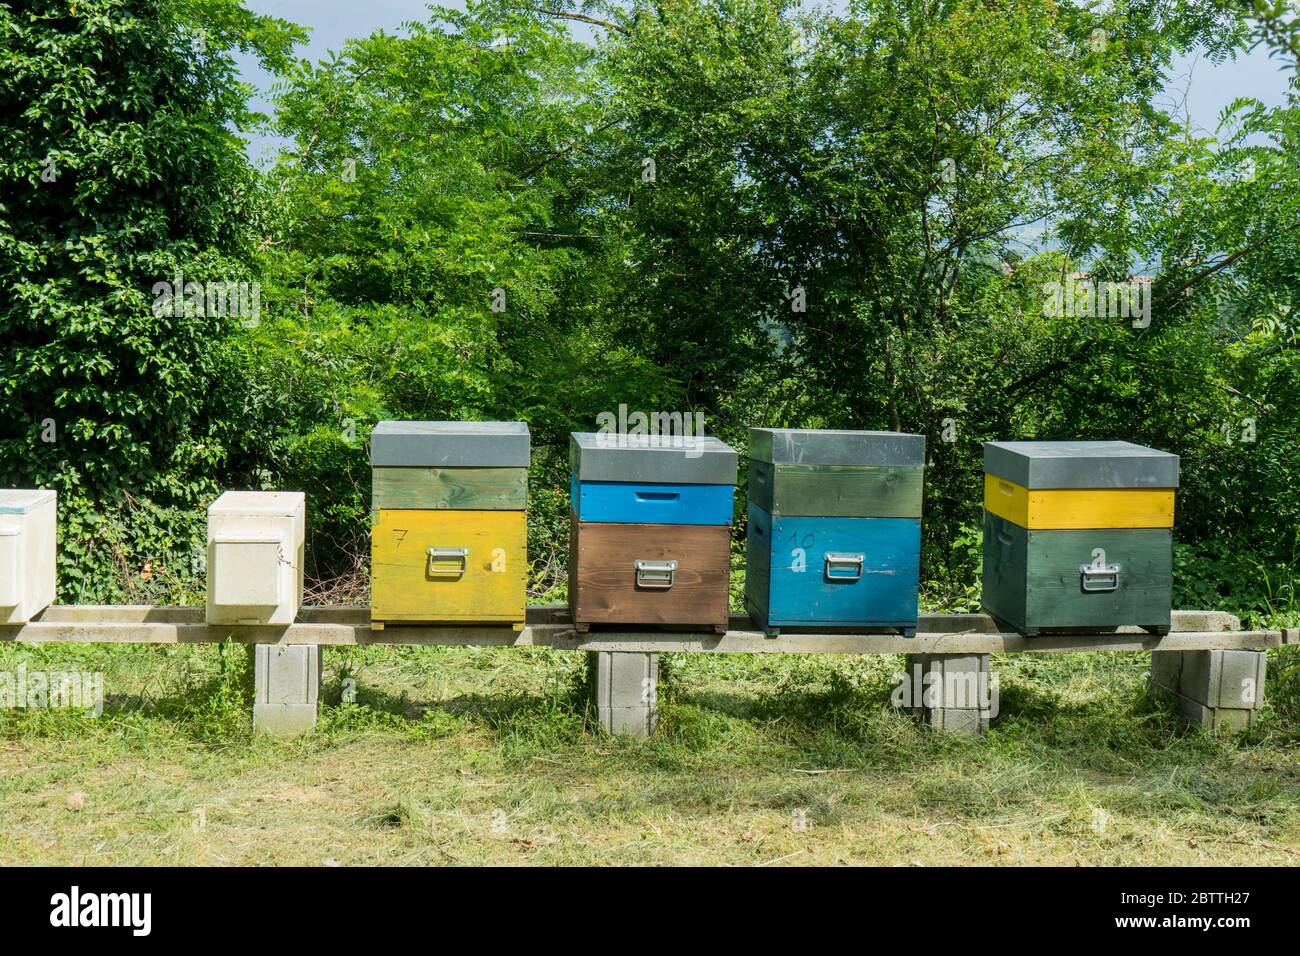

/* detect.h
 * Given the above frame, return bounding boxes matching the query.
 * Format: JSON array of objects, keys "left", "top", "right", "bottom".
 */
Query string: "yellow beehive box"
[
  {"left": 370, "top": 509, "right": 526, "bottom": 625},
  {"left": 369, "top": 421, "right": 529, "bottom": 628}
]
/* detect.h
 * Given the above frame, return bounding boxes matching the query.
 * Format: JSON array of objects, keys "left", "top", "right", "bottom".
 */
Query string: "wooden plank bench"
[{"left": 2, "top": 606, "right": 1293, "bottom": 737}]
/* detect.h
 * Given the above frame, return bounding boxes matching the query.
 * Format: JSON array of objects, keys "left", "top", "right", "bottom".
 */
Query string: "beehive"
[
  {"left": 745, "top": 429, "right": 924, "bottom": 636},
  {"left": 0, "top": 490, "right": 57, "bottom": 625},
  {"left": 569, "top": 432, "right": 737, "bottom": 633},
  {"left": 981, "top": 440, "right": 1178, "bottom": 635},
  {"left": 206, "top": 491, "right": 305, "bottom": 625},
  {"left": 370, "top": 421, "right": 529, "bottom": 628}
]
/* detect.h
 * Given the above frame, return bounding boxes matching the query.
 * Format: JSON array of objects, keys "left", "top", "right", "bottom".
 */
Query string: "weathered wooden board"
[
  {"left": 982, "top": 510, "right": 1172, "bottom": 633},
  {"left": 371, "top": 467, "right": 527, "bottom": 510},
  {"left": 983, "top": 474, "right": 1173, "bottom": 529},
  {"left": 749, "top": 460, "right": 923, "bottom": 518},
  {"left": 569, "top": 515, "right": 730, "bottom": 629},
  {"left": 24, "top": 604, "right": 1239, "bottom": 630},
  {"left": 371, "top": 508, "right": 525, "bottom": 624},
  {"left": 0, "top": 608, "right": 1279, "bottom": 653}
]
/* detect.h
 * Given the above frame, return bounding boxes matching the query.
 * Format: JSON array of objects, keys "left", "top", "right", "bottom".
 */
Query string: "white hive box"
[
  {"left": 206, "top": 491, "right": 305, "bottom": 625},
  {"left": 0, "top": 490, "right": 57, "bottom": 625}
]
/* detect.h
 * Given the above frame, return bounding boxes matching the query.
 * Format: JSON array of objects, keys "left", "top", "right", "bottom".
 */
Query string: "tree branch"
[
  {"left": 1153, "top": 219, "right": 1300, "bottom": 307},
  {"left": 519, "top": 7, "right": 630, "bottom": 35}
]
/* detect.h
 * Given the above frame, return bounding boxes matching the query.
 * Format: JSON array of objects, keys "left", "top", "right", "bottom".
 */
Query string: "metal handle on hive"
[
  {"left": 634, "top": 559, "right": 677, "bottom": 589},
  {"left": 427, "top": 547, "right": 469, "bottom": 576},
  {"left": 824, "top": 552, "right": 865, "bottom": 581},
  {"left": 1079, "top": 562, "right": 1121, "bottom": 592}
]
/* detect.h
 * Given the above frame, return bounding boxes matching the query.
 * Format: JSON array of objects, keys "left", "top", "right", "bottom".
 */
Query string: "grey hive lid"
[
  {"left": 983, "top": 441, "right": 1180, "bottom": 489},
  {"left": 370, "top": 421, "right": 531, "bottom": 467},
  {"left": 0, "top": 489, "right": 56, "bottom": 514},
  {"left": 570, "top": 432, "right": 738, "bottom": 485},
  {"left": 750, "top": 428, "right": 926, "bottom": 467}
]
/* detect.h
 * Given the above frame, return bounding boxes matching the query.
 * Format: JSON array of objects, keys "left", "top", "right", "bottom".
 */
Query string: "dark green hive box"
[
  {"left": 980, "top": 439, "right": 1176, "bottom": 636},
  {"left": 748, "top": 428, "right": 925, "bottom": 518},
  {"left": 981, "top": 512, "right": 1173, "bottom": 636}
]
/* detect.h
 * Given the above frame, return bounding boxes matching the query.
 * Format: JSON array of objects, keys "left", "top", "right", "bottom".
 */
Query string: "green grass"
[{"left": 0, "top": 638, "right": 1296, "bottom": 865}]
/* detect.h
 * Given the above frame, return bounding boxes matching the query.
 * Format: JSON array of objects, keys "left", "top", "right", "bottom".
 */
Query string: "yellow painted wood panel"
[
  {"left": 983, "top": 474, "right": 1175, "bottom": 529},
  {"left": 371, "top": 509, "right": 526, "bottom": 623}
]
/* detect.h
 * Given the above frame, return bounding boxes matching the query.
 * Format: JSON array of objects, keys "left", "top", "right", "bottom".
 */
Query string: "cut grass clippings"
[{"left": 0, "top": 640, "right": 1296, "bottom": 865}]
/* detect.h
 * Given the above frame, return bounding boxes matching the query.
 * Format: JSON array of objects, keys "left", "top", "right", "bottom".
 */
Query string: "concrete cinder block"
[
  {"left": 1149, "top": 650, "right": 1183, "bottom": 692},
  {"left": 1172, "top": 693, "right": 1258, "bottom": 733},
  {"left": 598, "top": 705, "right": 658, "bottom": 737},
  {"left": 905, "top": 653, "right": 991, "bottom": 711},
  {"left": 589, "top": 652, "right": 658, "bottom": 737},
  {"left": 253, "top": 702, "right": 319, "bottom": 736},
  {"left": 1151, "top": 648, "right": 1266, "bottom": 731},
  {"left": 1151, "top": 649, "right": 1266, "bottom": 714},
  {"left": 926, "top": 708, "right": 990, "bottom": 735},
  {"left": 1215, "top": 650, "right": 1266, "bottom": 709},
  {"left": 903, "top": 653, "right": 993, "bottom": 734},
  {"left": 253, "top": 644, "right": 320, "bottom": 735}
]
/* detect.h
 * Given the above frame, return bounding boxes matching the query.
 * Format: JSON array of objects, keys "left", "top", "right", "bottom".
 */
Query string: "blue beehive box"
[
  {"left": 744, "top": 429, "right": 925, "bottom": 636},
  {"left": 568, "top": 432, "right": 739, "bottom": 633}
]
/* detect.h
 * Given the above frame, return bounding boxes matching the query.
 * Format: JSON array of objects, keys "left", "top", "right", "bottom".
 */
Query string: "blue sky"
[{"left": 234, "top": 0, "right": 1296, "bottom": 162}]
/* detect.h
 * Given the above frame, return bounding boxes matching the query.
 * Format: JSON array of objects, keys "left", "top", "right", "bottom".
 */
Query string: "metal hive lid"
[
  {"left": 570, "top": 432, "right": 738, "bottom": 484},
  {"left": 369, "top": 421, "right": 531, "bottom": 467},
  {"left": 749, "top": 428, "right": 926, "bottom": 467},
  {"left": 983, "top": 441, "right": 1180, "bottom": 489}
]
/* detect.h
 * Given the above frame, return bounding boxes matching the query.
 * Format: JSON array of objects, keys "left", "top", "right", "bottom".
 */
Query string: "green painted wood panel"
[
  {"left": 748, "top": 460, "right": 923, "bottom": 518},
  {"left": 982, "top": 511, "right": 1171, "bottom": 633},
  {"left": 371, "top": 467, "right": 527, "bottom": 510},
  {"left": 981, "top": 510, "right": 1028, "bottom": 629}
]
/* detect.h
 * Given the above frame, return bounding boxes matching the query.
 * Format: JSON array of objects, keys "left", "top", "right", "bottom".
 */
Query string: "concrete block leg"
[
  {"left": 588, "top": 651, "right": 658, "bottom": 738},
  {"left": 1151, "top": 649, "right": 1266, "bottom": 732},
  {"left": 903, "top": 653, "right": 993, "bottom": 736},
  {"left": 253, "top": 644, "right": 321, "bottom": 736}
]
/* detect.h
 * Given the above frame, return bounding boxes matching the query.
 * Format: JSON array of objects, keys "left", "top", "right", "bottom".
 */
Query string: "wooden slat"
[
  {"left": 750, "top": 460, "right": 924, "bottom": 518},
  {"left": 371, "top": 467, "right": 527, "bottom": 510},
  {"left": 523, "top": 627, "right": 1282, "bottom": 654},
  {"left": 0, "top": 605, "right": 1281, "bottom": 653},
  {"left": 28, "top": 604, "right": 1243, "bottom": 630}
]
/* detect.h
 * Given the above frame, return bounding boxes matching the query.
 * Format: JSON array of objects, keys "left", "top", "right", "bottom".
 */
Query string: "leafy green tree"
[
  {"left": 242, "top": 5, "right": 683, "bottom": 581},
  {"left": 0, "top": 0, "right": 302, "bottom": 598}
]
